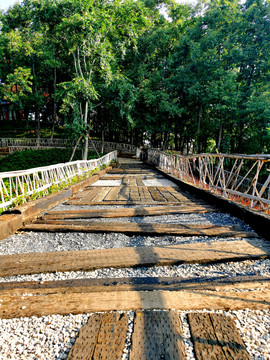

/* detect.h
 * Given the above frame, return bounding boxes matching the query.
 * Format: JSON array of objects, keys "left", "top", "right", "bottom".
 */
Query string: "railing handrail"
[
  {"left": 0, "top": 150, "right": 117, "bottom": 209},
  {"left": 146, "top": 149, "right": 270, "bottom": 214},
  {"left": 153, "top": 150, "right": 270, "bottom": 161},
  {"left": 0, "top": 137, "right": 137, "bottom": 152},
  {"left": 0, "top": 159, "right": 105, "bottom": 178}
]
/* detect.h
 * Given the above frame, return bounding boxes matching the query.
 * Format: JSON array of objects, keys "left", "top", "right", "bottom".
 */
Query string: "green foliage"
[
  {"left": 0, "top": 0, "right": 269, "bottom": 154},
  {"left": 0, "top": 148, "right": 101, "bottom": 172}
]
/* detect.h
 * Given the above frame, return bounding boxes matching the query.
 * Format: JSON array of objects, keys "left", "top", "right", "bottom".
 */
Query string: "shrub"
[{"left": 0, "top": 149, "right": 102, "bottom": 172}]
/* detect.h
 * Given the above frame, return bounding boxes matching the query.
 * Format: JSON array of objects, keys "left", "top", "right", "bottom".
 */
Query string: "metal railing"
[
  {"left": 0, "top": 138, "right": 137, "bottom": 154},
  {"left": 0, "top": 151, "right": 117, "bottom": 210},
  {"left": 147, "top": 149, "right": 270, "bottom": 213}
]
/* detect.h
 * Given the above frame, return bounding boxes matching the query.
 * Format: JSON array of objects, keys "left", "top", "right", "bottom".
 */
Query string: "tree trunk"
[
  {"left": 196, "top": 104, "right": 203, "bottom": 154},
  {"left": 217, "top": 121, "right": 223, "bottom": 151},
  {"left": 69, "top": 135, "right": 82, "bottom": 162},
  {"left": 51, "top": 67, "right": 57, "bottom": 140},
  {"left": 101, "top": 129, "right": 105, "bottom": 154},
  {"left": 83, "top": 101, "right": 89, "bottom": 160}
]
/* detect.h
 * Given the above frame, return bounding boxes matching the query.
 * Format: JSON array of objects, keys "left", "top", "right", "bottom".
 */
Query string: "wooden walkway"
[{"left": 1, "top": 158, "right": 269, "bottom": 359}]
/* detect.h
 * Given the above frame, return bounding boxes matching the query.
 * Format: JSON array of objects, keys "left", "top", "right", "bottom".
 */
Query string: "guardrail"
[
  {"left": 0, "top": 138, "right": 137, "bottom": 154},
  {"left": 0, "top": 151, "right": 117, "bottom": 210},
  {"left": 147, "top": 149, "right": 270, "bottom": 214}
]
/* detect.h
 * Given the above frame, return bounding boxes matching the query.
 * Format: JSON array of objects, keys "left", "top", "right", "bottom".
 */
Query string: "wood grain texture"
[
  {"left": 0, "top": 287, "right": 269, "bottom": 319},
  {"left": 0, "top": 275, "right": 269, "bottom": 297},
  {"left": 43, "top": 205, "right": 216, "bottom": 220},
  {"left": 130, "top": 310, "right": 186, "bottom": 360},
  {"left": 0, "top": 239, "right": 268, "bottom": 277},
  {"left": 188, "top": 313, "right": 251, "bottom": 360},
  {"left": 24, "top": 221, "right": 257, "bottom": 238},
  {"left": 67, "top": 312, "right": 128, "bottom": 360}
]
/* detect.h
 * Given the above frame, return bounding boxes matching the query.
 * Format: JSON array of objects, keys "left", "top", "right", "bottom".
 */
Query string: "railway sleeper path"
[{"left": 0, "top": 158, "right": 269, "bottom": 360}]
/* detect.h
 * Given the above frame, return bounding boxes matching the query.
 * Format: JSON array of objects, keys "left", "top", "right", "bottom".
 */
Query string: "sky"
[{"left": 0, "top": 0, "right": 20, "bottom": 10}]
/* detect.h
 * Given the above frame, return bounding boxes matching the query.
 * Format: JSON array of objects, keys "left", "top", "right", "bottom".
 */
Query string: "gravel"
[
  {"left": 0, "top": 231, "right": 258, "bottom": 255},
  {"left": 1, "top": 258, "right": 269, "bottom": 283},
  {"left": 0, "top": 309, "right": 269, "bottom": 360},
  {"left": 0, "top": 167, "right": 267, "bottom": 359},
  {"left": 0, "top": 210, "right": 255, "bottom": 256}
]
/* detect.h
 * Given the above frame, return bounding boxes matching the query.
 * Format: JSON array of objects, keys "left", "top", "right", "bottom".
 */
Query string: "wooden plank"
[
  {"left": 76, "top": 187, "right": 103, "bottom": 204},
  {"left": 147, "top": 186, "right": 166, "bottom": 202},
  {"left": 43, "top": 205, "right": 217, "bottom": 220},
  {"left": 130, "top": 310, "right": 186, "bottom": 360},
  {"left": 108, "top": 169, "right": 157, "bottom": 174},
  {"left": 156, "top": 186, "right": 179, "bottom": 202},
  {"left": 0, "top": 239, "right": 268, "bottom": 277},
  {"left": 188, "top": 313, "right": 227, "bottom": 359},
  {"left": 100, "top": 175, "right": 124, "bottom": 180},
  {"left": 210, "top": 313, "right": 251, "bottom": 359},
  {"left": 139, "top": 186, "right": 154, "bottom": 202},
  {"left": 0, "top": 286, "right": 269, "bottom": 319},
  {"left": 136, "top": 178, "right": 144, "bottom": 186},
  {"left": 28, "top": 220, "right": 257, "bottom": 238},
  {"left": 166, "top": 186, "right": 194, "bottom": 202},
  {"left": 104, "top": 187, "right": 120, "bottom": 201},
  {"left": 129, "top": 187, "right": 140, "bottom": 202},
  {"left": 87, "top": 187, "right": 111, "bottom": 203},
  {"left": 67, "top": 312, "right": 129, "bottom": 360},
  {"left": 93, "top": 312, "right": 128, "bottom": 359},
  {"left": 67, "top": 314, "right": 101, "bottom": 360},
  {"left": 117, "top": 186, "right": 130, "bottom": 201},
  {"left": 129, "top": 178, "right": 137, "bottom": 187},
  {"left": 1, "top": 275, "right": 269, "bottom": 297},
  {"left": 188, "top": 313, "right": 251, "bottom": 360}
]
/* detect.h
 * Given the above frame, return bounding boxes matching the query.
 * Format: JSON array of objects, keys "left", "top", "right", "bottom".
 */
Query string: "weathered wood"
[
  {"left": 108, "top": 169, "right": 157, "bottom": 174},
  {"left": 90, "top": 187, "right": 111, "bottom": 202},
  {"left": 0, "top": 214, "right": 23, "bottom": 241},
  {"left": 0, "top": 275, "right": 269, "bottom": 297},
  {"left": 130, "top": 310, "right": 186, "bottom": 360},
  {"left": 210, "top": 313, "right": 251, "bottom": 359},
  {"left": 26, "top": 220, "right": 257, "bottom": 238},
  {"left": 104, "top": 186, "right": 120, "bottom": 201},
  {"left": 188, "top": 313, "right": 251, "bottom": 360},
  {"left": 156, "top": 186, "right": 180, "bottom": 202},
  {"left": 43, "top": 205, "right": 216, "bottom": 220},
  {"left": 77, "top": 187, "right": 103, "bottom": 204},
  {"left": 0, "top": 286, "right": 269, "bottom": 319},
  {"left": 0, "top": 239, "right": 268, "bottom": 277},
  {"left": 188, "top": 313, "right": 226, "bottom": 359},
  {"left": 147, "top": 186, "right": 166, "bottom": 202},
  {"left": 67, "top": 312, "right": 128, "bottom": 360},
  {"left": 67, "top": 314, "right": 101, "bottom": 360}
]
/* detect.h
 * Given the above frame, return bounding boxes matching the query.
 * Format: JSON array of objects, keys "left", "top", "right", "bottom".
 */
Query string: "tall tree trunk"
[
  {"left": 101, "top": 129, "right": 105, "bottom": 154},
  {"left": 83, "top": 101, "right": 89, "bottom": 160},
  {"left": 217, "top": 121, "right": 223, "bottom": 151},
  {"left": 51, "top": 66, "right": 57, "bottom": 140},
  {"left": 196, "top": 104, "right": 203, "bottom": 154}
]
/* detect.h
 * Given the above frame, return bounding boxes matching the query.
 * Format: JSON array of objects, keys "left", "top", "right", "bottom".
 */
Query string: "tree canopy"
[{"left": 0, "top": 0, "right": 269, "bottom": 154}]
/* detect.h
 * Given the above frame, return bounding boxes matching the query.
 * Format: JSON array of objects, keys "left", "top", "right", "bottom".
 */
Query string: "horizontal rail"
[
  {"left": 0, "top": 138, "right": 137, "bottom": 154},
  {"left": 147, "top": 149, "right": 270, "bottom": 214},
  {"left": 0, "top": 151, "right": 117, "bottom": 210}
]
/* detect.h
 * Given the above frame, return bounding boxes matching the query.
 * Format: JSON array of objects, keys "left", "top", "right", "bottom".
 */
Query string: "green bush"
[{"left": 0, "top": 149, "right": 102, "bottom": 172}]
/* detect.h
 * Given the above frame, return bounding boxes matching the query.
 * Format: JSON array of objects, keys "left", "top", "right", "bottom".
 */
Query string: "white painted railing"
[
  {"left": 147, "top": 149, "right": 270, "bottom": 213},
  {"left": 0, "top": 138, "right": 137, "bottom": 154},
  {"left": 0, "top": 151, "right": 117, "bottom": 209}
]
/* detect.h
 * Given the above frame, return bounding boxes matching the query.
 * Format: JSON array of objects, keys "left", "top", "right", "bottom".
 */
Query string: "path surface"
[{"left": 0, "top": 158, "right": 269, "bottom": 360}]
